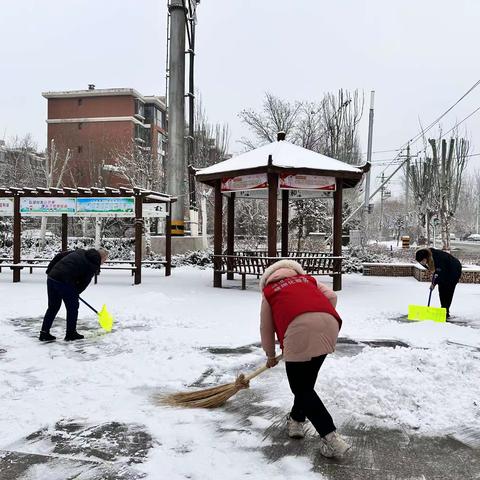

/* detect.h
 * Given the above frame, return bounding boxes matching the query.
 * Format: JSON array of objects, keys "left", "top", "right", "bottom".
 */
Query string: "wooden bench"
[
  {"left": 94, "top": 265, "right": 137, "bottom": 284},
  {"left": 93, "top": 261, "right": 168, "bottom": 283},
  {"left": 215, "top": 252, "right": 342, "bottom": 290},
  {"left": 0, "top": 263, "right": 48, "bottom": 274}
]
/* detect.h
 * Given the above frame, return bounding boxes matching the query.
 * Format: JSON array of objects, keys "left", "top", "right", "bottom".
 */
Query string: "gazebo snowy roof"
[{"left": 196, "top": 139, "right": 369, "bottom": 188}]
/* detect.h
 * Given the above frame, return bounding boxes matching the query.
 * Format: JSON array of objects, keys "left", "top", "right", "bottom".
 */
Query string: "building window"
[
  {"left": 144, "top": 105, "right": 154, "bottom": 125},
  {"left": 77, "top": 146, "right": 83, "bottom": 153},
  {"left": 135, "top": 99, "right": 145, "bottom": 118},
  {"left": 78, "top": 98, "right": 83, "bottom": 106}
]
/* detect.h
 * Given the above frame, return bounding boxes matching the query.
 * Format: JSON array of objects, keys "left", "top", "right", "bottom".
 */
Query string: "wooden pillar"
[
  {"left": 281, "top": 189, "right": 289, "bottom": 257},
  {"left": 213, "top": 180, "right": 223, "bottom": 287},
  {"left": 165, "top": 212, "right": 172, "bottom": 276},
  {"left": 61, "top": 214, "right": 68, "bottom": 251},
  {"left": 333, "top": 179, "right": 343, "bottom": 291},
  {"left": 267, "top": 172, "right": 278, "bottom": 258},
  {"left": 13, "top": 195, "right": 21, "bottom": 283},
  {"left": 134, "top": 195, "right": 143, "bottom": 285},
  {"left": 226, "top": 193, "right": 235, "bottom": 280}
]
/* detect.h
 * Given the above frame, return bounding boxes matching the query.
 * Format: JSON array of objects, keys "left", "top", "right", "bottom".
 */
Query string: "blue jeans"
[{"left": 41, "top": 278, "right": 79, "bottom": 335}]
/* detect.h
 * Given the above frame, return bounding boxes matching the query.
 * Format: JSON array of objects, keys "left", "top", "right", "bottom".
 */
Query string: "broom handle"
[{"left": 244, "top": 355, "right": 283, "bottom": 382}]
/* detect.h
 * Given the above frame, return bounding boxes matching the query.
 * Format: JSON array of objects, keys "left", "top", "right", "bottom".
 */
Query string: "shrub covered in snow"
[
  {"left": 172, "top": 249, "right": 213, "bottom": 268},
  {"left": 342, "top": 246, "right": 395, "bottom": 274}
]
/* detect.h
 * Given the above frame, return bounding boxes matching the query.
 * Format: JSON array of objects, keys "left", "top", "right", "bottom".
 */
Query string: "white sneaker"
[
  {"left": 287, "top": 416, "right": 305, "bottom": 439},
  {"left": 319, "top": 431, "right": 351, "bottom": 458}
]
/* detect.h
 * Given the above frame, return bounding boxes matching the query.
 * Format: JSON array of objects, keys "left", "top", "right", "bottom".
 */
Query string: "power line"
[
  {"left": 361, "top": 148, "right": 401, "bottom": 156},
  {"left": 440, "top": 104, "right": 480, "bottom": 138},
  {"left": 377, "top": 79, "right": 480, "bottom": 176},
  {"left": 370, "top": 151, "right": 480, "bottom": 166},
  {"left": 337, "top": 79, "right": 480, "bottom": 234}
]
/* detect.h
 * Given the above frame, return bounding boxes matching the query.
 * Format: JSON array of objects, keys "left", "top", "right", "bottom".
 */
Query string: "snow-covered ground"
[{"left": 0, "top": 268, "right": 479, "bottom": 479}]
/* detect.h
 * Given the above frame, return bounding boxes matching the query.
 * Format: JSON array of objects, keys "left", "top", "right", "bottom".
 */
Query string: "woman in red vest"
[{"left": 260, "top": 260, "right": 350, "bottom": 458}]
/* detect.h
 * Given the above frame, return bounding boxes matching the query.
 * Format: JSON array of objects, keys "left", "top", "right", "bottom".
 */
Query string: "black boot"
[
  {"left": 64, "top": 331, "right": 84, "bottom": 341},
  {"left": 39, "top": 331, "right": 56, "bottom": 342}
]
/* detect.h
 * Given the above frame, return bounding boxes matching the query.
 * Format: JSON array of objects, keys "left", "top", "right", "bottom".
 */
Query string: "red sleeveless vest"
[{"left": 263, "top": 274, "right": 342, "bottom": 349}]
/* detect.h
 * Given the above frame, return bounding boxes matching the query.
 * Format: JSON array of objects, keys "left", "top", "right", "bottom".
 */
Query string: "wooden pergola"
[
  {"left": 196, "top": 134, "right": 369, "bottom": 291},
  {"left": 0, "top": 186, "right": 175, "bottom": 285}
]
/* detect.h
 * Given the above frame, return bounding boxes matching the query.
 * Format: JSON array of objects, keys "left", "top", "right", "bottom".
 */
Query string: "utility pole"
[
  {"left": 363, "top": 91, "right": 375, "bottom": 240},
  {"left": 167, "top": 0, "right": 187, "bottom": 236},
  {"left": 405, "top": 143, "right": 410, "bottom": 216},
  {"left": 379, "top": 172, "right": 385, "bottom": 238},
  {"left": 477, "top": 201, "right": 479, "bottom": 234}
]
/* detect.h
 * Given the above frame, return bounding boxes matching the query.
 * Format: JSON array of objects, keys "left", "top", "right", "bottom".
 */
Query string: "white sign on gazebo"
[
  {"left": 279, "top": 174, "right": 336, "bottom": 191},
  {"left": 221, "top": 173, "right": 268, "bottom": 192},
  {"left": 20, "top": 197, "right": 76, "bottom": 216},
  {"left": 232, "top": 190, "right": 333, "bottom": 200},
  {"left": 143, "top": 203, "right": 168, "bottom": 217},
  {"left": 76, "top": 197, "right": 135, "bottom": 217},
  {"left": 0, "top": 198, "right": 13, "bottom": 216}
]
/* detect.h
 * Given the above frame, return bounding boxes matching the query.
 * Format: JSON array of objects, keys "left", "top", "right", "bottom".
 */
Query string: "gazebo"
[
  {"left": 0, "top": 186, "right": 175, "bottom": 285},
  {"left": 196, "top": 133, "right": 369, "bottom": 291}
]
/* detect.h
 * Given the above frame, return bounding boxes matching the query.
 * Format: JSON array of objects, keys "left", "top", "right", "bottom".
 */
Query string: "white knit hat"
[{"left": 259, "top": 259, "right": 305, "bottom": 290}]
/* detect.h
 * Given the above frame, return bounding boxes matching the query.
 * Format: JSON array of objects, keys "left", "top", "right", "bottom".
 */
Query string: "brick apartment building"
[{"left": 42, "top": 86, "right": 167, "bottom": 187}]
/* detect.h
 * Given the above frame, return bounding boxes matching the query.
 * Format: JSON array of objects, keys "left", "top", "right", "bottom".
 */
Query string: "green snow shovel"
[
  {"left": 79, "top": 297, "right": 114, "bottom": 332},
  {"left": 408, "top": 274, "right": 446, "bottom": 323}
]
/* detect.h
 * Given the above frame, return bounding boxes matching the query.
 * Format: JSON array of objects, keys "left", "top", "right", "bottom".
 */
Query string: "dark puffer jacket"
[
  {"left": 430, "top": 248, "right": 462, "bottom": 285},
  {"left": 47, "top": 249, "right": 101, "bottom": 293}
]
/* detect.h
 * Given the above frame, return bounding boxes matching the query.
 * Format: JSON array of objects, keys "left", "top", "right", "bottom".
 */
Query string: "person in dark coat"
[
  {"left": 39, "top": 248, "right": 108, "bottom": 341},
  {"left": 415, "top": 247, "right": 462, "bottom": 319}
]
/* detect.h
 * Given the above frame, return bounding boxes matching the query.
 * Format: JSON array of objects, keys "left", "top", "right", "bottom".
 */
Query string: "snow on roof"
[
  {"left": 42, "top": 88, "right": 143, "bottom": 99},
  {"left": 196, "top": 140, "right": 363, "bottom": 176}
]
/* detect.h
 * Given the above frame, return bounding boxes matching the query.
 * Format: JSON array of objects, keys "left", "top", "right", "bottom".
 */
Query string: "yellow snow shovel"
[
  {"left": 79, "top": 297, "right": 114, "bottom": 332},
  {"left": 408, "top": 276, "right": 446, "bottom": 323}
]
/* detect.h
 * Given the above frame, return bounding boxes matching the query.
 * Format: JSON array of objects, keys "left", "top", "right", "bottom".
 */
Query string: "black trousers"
[
  {"left": 285, "top": 355, "right": 336, "bottom": 437},
  {"left": 438, "top": 281, "right": 458, "bottom": 315},
  {"left": 41, "top": 278, "right": 79, "bottom": 335}
]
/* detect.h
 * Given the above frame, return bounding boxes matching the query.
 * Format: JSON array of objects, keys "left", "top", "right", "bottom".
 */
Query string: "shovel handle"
[
  {"left": 79, "top": 296, "right": 98, "bottom": 315},
  {"left": 428, "top": 273, "right": 437, "bottom": 307},
  {"left": 244, "top": 355, "right": 283, "bottom": 382}
]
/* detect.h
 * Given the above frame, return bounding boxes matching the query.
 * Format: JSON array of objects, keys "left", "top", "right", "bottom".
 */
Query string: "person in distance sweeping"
[
  {"left": 39, "top": 248, "right": 108, "bottom": 342},
  {"left": 415, "top": 247, "right": 462, "bottom": 319},
  {"left": 259, "top": 260, "right": 350, "bottom": 459}
]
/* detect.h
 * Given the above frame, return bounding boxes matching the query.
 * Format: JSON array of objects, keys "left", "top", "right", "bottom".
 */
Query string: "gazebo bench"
[
  {"left": 215, "top": 253, "right": 342, "bottom": 290},
  {"left": 93, "top": 261, "right": 168, "bottom": 284},
  {"left": 94, "top": 265, "right": 137, "bottom": 283},
  {"left": 0, "top": 263, "right": 49, "bottom": 274}
]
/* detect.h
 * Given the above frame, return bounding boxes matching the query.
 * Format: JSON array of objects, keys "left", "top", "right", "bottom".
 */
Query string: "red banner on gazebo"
[
  {"left": 279, "top": 174, "right": 336, "bottom": 191},
  {"left": 221, "top": 173, "right": 268, "bottom": 192}
]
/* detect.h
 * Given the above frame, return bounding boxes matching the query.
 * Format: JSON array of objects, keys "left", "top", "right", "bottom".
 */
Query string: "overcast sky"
[{"left": 1, "top": 0, "right": 480, "bottom": 192}]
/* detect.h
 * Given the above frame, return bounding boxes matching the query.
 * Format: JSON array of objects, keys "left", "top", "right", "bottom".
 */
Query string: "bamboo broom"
[{"left": 160, "top": 355, "right": 283, "bottom": 409}]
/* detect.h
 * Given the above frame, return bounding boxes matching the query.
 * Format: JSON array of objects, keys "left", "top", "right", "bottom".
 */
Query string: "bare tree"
[
  {"left": 321, "top": 89, "right": 364, "bottom": 165},
  {"left": 193, "top": 97, "right": 230, "bottom": 169},
  {"left": 191, "top": 96, "right": 230, "bottom": 236},
  {"left": 408, "top": 156, "right": 439, "bottom": 244},
  {"left": 38, "top": 139, "right": 72, "bottom": 246},
  {"left": 0, "top": 134, "right": 42, "bottom": 186},
  {"left": 238, "top": 93, "right": 302, "bottom": 148},
  {"left": 238, "top": 90, "right": 364, "bottom": 249},
  {"left": 409, "top": 130, "right": 469, "bottom": 248},
  {"left": 112, "top": 142, "right": 163, "bottom": 255},
  {"left": 428, "top": 135, "right": 469, "bottom": 250},
  {"left": 454, "top": 170, "right": 480, "bottom": 238}
]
